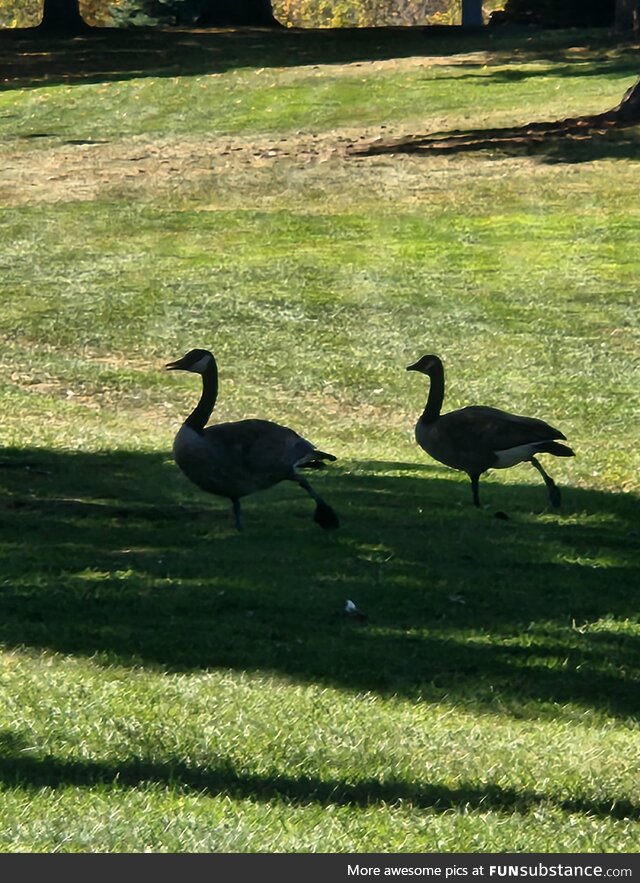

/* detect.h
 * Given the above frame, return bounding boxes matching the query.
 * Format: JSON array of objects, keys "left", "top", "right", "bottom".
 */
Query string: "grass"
[{"left": 0, "top": 25, "right": 639, "bottom": 853}]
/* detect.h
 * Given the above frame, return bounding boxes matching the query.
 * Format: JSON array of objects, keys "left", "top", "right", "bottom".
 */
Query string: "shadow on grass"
[
  {"left": 434, "top": 57, "right": 640, "bottom": 85},
  {"left": 350, "top": 83, "right": 640, "bottom": 166},
  {"left": 0, "top": 25, "right": 629, "bottom": 92},
  {"left": 0, "top": 447, "right": 638, "bottom": 719},
  {"left": 1, "top": 730, "right": 638, "bottom": 819},
  {"left": 353, "top": 121, "right": 640, "bottom": 164}
]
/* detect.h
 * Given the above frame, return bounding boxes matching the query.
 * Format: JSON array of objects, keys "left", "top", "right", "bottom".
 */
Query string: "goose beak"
[
  {"left": 165, "top": 359, "right": 182, "bottom": 371},
  {"left": 406, "top": 362, "right": 419, "bottom": 372}
]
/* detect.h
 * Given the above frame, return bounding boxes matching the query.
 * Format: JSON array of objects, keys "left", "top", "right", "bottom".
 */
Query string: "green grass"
[{"left": 0, "top": 26, "right": 639, "bottom": 853}]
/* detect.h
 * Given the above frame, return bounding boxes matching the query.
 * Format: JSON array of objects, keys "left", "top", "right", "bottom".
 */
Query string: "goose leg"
[
  {"left": 470, "top": 474, "right": 481, "bottom": 508},
  {"left": 529, "top": 456, "right": 561, "bottom": 508},
  {"left": 231, "top": 497, "right": 243, "bottom": 531},
  {"left": 292, "top": 475, "right": 340, "bottom": 530}
]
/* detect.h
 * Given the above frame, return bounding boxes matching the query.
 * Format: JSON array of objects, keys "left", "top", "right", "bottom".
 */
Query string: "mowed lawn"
[{"left": 0, "top": 26, "right": 639, "bottom": 852}]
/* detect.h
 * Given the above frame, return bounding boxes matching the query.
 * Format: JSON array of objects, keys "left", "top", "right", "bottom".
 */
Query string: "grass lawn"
[{"left": 0, "top": 25, "right": 639, "bottom": 853}]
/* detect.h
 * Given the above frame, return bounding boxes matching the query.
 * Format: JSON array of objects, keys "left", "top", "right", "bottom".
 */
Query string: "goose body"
[
  {"left": 407, "top": 354, "right": 574, "bottom": 509},
  {"left": 166, "top": 349, "right": 339, "bottom": 531},
  {"left": 172, "top": 419, "right": 327, "bottom": 499}
]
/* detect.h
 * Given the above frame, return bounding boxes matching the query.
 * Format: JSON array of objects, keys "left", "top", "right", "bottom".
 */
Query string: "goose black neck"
[
  {"left": 185, "top": 359, "right": 218, "bottom": 433},
  {"left": 420, "top": 358, "right": 445, "bottom": 425}
]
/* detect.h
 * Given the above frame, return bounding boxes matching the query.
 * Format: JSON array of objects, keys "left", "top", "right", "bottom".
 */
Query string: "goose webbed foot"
[{"left": 314, "top": 500, "right": 340, "bottom": 531}]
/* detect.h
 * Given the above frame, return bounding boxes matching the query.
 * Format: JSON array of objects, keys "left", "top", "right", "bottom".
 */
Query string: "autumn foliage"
[{"left": 0, "top": 0, "right": 507, "bottom": 29}]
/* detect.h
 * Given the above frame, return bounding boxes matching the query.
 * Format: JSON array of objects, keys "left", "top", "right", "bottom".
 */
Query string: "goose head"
[
  {"left": 406, "top": 354, "right": 440, "bottom": 375},
  {"left": 165, "top": 349, "right": 214, "bottom": 374}
]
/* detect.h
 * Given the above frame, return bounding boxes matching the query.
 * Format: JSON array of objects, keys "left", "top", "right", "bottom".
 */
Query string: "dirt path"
[
  {"left": 0, "top": 48, "right": 500, "bottom": 206},
  {"left": 0, "top": 126, "right": 412, "bottom": 205}
]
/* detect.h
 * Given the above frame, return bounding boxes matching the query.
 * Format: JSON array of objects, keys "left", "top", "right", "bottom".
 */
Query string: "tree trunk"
[
  {"left": 196, "top": 0, "right": 281, "bottom": 27},
  {"left": 38, "top": 0, "right": 90, "bottom": 33},
  {"left": 610, "top": 77, "right": 640, "bottom": 119},
  {"left": 615, "top": 0, "right": 640, "bottom": 31},
  {"left": 461, "top": 0, "right": 483, "bottom": 26}
]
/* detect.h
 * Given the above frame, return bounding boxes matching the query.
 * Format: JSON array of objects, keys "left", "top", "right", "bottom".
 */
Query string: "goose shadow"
[{"left": 0, "top": 446, "right": 638, "bottom": 719}]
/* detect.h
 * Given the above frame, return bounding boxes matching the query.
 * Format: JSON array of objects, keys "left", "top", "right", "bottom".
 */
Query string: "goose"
[
  {"left": 406, "top": 354, "right": 574, "bottom": 509},
  {"left": 166, "top": 348, "right": 340, "bottom": 532}
]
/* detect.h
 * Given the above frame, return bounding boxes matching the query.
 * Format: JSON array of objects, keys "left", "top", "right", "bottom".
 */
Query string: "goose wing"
[
  {"left": 203, "top": 419, "right": 318, "bottom": 475},
  {"left": 434, "top": 405, "right": 565, "bottom": 470},
  {"left": 440, "top": 405, "right": 566, "bottom": 455}
]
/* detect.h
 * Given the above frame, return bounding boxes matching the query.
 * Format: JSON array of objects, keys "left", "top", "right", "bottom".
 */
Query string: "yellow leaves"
[
  {"left": 1, "top": 0, "right": 473, "bottom": 31},
  {"left": 0, "top": 0, "right": 41, "bottom": 28},
  {"left": 272, "top": 0, "right": 465, "bottom": 28},
  {"left": 80, "top": 0, "right": 128, "bottom": 26}
]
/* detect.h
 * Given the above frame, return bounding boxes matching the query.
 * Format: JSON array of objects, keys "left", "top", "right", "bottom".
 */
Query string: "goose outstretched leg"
[{"left": 529, "top": 456, "right": 561, "bottom": 508}]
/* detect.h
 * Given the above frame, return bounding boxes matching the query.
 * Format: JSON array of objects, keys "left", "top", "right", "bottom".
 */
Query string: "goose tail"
[
  {"left": 298, "top": 450, "right": 338, "bottom": 470},
  {"left": 313, "top": 449, "right": 337, "bottom": 462},
  {"left": 538, "top": 441, "right": 575, "bottom": 458}
]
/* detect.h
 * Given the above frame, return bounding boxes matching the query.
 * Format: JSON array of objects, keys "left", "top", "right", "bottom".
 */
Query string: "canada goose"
[
  {"left": 406, "top": 354, "right": 574, "bottom": 509},
  {"left": 166, "top": 348, "right": 340, "bottom": 532}
]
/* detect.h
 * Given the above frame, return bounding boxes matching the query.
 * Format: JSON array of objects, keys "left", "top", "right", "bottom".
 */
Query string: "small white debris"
[{"left": 344, "top": 599, "right": 367, "bottom": 620}]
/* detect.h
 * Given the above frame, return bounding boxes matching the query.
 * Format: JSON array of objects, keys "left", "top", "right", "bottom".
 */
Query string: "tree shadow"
[
  {"left": 433, "top": 55, "right": 640, "bottom": 85},
  {"left": 1, "top": 729, "right": 638, "bottom": 819},
  {"left": 350, "top": 108, "right": 640, "bottom": 165},
  {"left": 0, "top": 25, "right": 627, "bottom": 92},
  {"left": 0, "top": 447, "right": 638, "bottom": 719}
]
